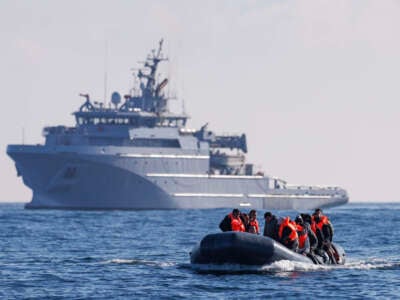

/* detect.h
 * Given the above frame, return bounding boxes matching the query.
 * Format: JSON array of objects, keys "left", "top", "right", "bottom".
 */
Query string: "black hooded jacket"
[{"left": 263, "top": 215, "right": 278, "bottom": 240}]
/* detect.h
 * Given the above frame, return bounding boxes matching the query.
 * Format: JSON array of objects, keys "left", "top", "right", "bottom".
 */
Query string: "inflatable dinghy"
[{"left": 190, "top": 232, "right": 345, "bottom": 266}]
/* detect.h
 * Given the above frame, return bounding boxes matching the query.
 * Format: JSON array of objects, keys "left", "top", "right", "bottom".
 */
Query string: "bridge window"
[{"left": 129, "top": 138, "right": 181, "bottom": 148}]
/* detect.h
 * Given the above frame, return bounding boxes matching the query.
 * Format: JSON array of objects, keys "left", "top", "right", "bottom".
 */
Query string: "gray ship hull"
[{"left": 7, "top": 145, "right": 348, "bottom": 210}]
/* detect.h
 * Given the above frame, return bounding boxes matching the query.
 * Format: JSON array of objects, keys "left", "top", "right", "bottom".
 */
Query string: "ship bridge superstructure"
[
  {"left": 42, "top": 40, "right": 250, "bottom": 176},
  {"left": 73, "top": 39, "right": 188, "bottom": 129}
]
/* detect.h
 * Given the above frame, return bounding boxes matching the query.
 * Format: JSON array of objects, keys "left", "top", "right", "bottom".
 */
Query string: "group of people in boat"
[{"left": 219, "top": 208, "right": 339, "bottom": 264}]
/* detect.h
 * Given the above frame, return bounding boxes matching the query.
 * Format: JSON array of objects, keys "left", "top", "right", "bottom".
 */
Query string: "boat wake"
[
  {"left": 101, "top": 257, "right": 400, "bottom": 273},
  {"left": 190, "top": 260, "right": 324, "bottom": 274},
  {"left": 101, "top": 258, "right": 176, "bottom": 268},
  {"left": 190, "top": 257, "right": 400, "bottom": 274},
  {"left": 344, "top": 258, "right": 400, "bottom": 270}
]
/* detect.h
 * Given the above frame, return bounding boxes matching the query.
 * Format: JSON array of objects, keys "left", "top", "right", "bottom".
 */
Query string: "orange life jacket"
[
  {"left": 278, "top": 217, "right": 298, "bottom": 242},
  {"left": 311, "top": 215, "right": 330, "bottom": 234},
  {"left": 296, "top": 224, "right": 308, "bottom": 249},
  {"left": 248, "top": 219, "right": 259, "bottom": 234},
  {"left": 229, "top": 213, "right": 245, "bottom": 232},
  {"left": 311, "top": 220, "right": 316, "bottom": 234}
]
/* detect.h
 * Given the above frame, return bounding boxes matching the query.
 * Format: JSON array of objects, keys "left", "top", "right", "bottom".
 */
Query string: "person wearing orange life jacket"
[
  {"left": 247, "top": 209, "right": 260, "bottom": 234},
  {"left": 300, "top": 213, "right": 318, "bottom": 252},
  {"left": 294, "top": 215, "right": 310, "bottom": 255},
  {"left": 311, "top": 208, "right": 334, "bottom": 248},
  {"left": 278, "top": 216, "right": 299, "bottom": 251},
  {"left": 317, "top": 208, "right": 334, "bottom": 241},
  {"left": 240, "top": 212, "right": 250, "bottom": 232},
  {"left": 219, "top": 209, "right": 246, "bottom": 232},
  {"left": 312, "top": 208, "right": 338, "bottom": 264},
  {"left": 230, "top": 209, "right": 246, "bottom": 232}
]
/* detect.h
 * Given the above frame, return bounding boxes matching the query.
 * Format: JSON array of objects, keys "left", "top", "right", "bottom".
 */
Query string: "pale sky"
[{"left": 1, "top": 0, "right": 400, "bottom": 202}]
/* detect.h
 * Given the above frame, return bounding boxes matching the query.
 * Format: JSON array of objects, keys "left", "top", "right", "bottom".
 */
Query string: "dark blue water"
[{"left": 0, "top": 203, "right": 399, "bottom": 299}]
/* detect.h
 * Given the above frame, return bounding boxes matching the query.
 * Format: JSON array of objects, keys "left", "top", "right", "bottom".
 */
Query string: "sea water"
[{"left": 0, "top": 203, "right": 399, "bottom": 299}]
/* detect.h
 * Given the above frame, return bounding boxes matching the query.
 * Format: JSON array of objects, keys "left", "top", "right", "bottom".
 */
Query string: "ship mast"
[{"left": 138, "top": 39, "right": 168, "bottom": 98}]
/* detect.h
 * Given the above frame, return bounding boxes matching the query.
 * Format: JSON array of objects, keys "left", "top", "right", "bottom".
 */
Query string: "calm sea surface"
[{"left": 0, "top": 203, "right": 399, "bottom": 299}]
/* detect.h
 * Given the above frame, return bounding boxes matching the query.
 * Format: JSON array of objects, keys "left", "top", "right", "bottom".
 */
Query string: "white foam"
[
  {"left": 260, "top": 260, "right": 329, "bottom": 272},
  {"left": 190, "top": 260, "right": 326, "bottom": 273},
  {"left": 191, "top": 258, "right": 400, "bottom": 273},
  {"left": 105, "top": 259, "right": 135, "bottom": 264},
  {"left": 343, "top": 258, "right": 400, "bottom": 270}
]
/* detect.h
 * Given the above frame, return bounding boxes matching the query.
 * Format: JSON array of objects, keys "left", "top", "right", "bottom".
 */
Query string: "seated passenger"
[
  {"left": 219, "top": 209, "right": 245, "bottom": 232},
  {"left": 314, "top": 208, "right": 334, "bottom": 241},
  {"left": 247, "top": 209, "right": 260, "bottom": 234},
  {"left": 295, "top": 215, "right": 311, "bottom": 255},
  {"left": 300, "top": 213, "right": 318, "bottom": 253},
  {"left": 312, "top": 208, "right": 337, "bottom": 264},
  {"left": 263, "top": 212, "right": 278, "bottom": 240},
  {"left": 240, "top": 212, "right": 250, "bottom": 232},
  {"left": 311, "top": 209, "right": 333, "bottom": 247},
  {"left": 278, "top": 216, "right": 299, "bottom": 252}
]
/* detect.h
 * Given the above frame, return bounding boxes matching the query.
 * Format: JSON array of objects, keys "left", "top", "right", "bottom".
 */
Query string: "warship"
[{"left": 7, "top": 40, "right": 348, "bottom": 210}]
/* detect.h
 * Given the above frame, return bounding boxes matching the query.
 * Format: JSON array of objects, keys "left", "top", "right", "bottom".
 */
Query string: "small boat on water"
[{"left": 190, "top": 232, "right": 345, "bottom": 266}]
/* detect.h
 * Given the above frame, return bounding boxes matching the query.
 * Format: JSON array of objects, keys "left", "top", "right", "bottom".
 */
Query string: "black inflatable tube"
[{"left": 190, "top": 232, "right": 345, "bottom": 265}]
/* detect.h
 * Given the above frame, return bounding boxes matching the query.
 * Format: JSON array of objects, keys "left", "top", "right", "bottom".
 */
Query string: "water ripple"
[{"left": 0, "top": 203, "right": 399, "bottom": 298}]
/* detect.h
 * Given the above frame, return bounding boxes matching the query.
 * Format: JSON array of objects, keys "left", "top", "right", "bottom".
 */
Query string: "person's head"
[
  {"left": 295, "top": 215, "right": 303, "bottom": 225},
  {"left": 313, "top": 208, "right": 322, "bottom": 221},
  {"left": 264, "top": 212, "right": 272, "bottom": 221},
  {"left": 232, "top": 208, "right": 240, "bottom": 218},
  {"left": 241, "top": 213, "right": 249, "bottom": 224},
  {"left": 249, "top": 209, "right": 257, "bottom": 219},
  {"left": 314, "top": 208, "right": 323, "bottom": 216},
  {"left": 301, "top": 213, "right": 312, "bottom": 224}
]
